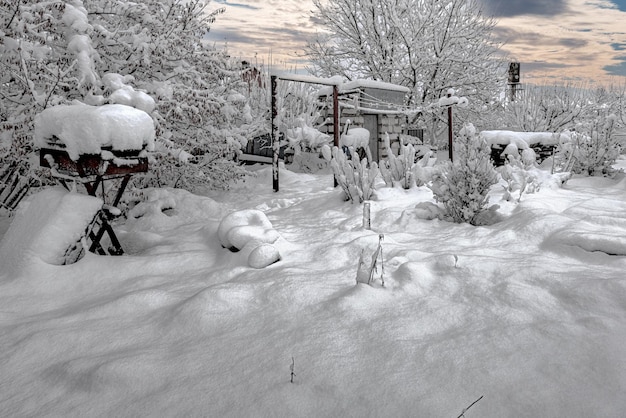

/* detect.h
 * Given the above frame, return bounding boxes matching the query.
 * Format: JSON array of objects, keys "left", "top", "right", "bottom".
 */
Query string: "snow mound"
[
  {"left": 548, "top": 226, "right": 626, "bottom": 256},
  {"left": 218, "top": 209, "right": 279, "bottom": 250},
  {"left": 0, "top": 188, "right": 102, "bottom": 277},
  {"left": 34, "top": 103, "right": 155, "bottom": 160},
  {"left": 127, "top": 188, "right": 225, "bottom": 223},
  {"left": 247, "top": 243, "right": 282, "bottom": 269},
  {"left": 217, "top": 209, "right": 282, "bottom": 268}
]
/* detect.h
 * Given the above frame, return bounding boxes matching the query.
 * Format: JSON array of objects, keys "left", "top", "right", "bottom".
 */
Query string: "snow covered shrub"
[
  {"left": 565, "top": 115, "right": 622, "bottom": 176},
  {"left": 498, "top": 159, "right": 540, "bottom": 203},
  {"left": 429, "top": 124, "right": 498, "bottom": 224},
  {"left": 330, "top": 147, "right": 379, "bottom": 203},
  {"left": 379, "top": 134, "right": 434, "bottom": 189},
  {"left": 356, "top": 234, "right": 385, "bottom": 287}
]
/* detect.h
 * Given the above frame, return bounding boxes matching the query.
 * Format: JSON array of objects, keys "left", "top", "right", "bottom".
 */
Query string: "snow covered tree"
[
  {"left": 429, "top": 124, "right": 498, "bottom": 224},
  {"left": 0, "top": 0, "right": 258, "bottom": 211},
  {"left": 502, "top": 82, "right": 626, "bottom": 134},
  {"left": 306, "top": 0, "right": 506, "bottom": 144},
  {"left": 87, "top": 0, "right": 262, "bottom": 190}
]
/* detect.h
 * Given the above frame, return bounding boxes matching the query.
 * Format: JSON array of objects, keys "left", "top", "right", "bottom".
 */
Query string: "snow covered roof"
[
  {"left": 338, "top": 79, "right": 411, "bottom": 93},
  {"left": 34, "top": 104, "right": 156, "bottom": 161},
  {"left": 317, "top": 79, "right": 410, "bottom": 96}
]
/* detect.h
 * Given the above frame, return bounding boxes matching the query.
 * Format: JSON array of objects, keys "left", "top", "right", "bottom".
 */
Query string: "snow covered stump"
[{"left": 35, "top": 104, "right": 155, "bottom": 259}]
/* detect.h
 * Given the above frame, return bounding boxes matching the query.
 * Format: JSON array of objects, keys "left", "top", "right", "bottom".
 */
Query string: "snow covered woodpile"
[
  {"left": 481, "top": 130, "right": 565, "bottom": 166},
  {"left": 317, "top": 80, "right": 410, "bottom": 162}
]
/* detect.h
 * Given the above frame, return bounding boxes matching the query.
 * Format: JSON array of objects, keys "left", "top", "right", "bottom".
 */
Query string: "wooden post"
[
  {"left": 333, "top": 84, "right": 339, "bottom": 187},
  {"left": 333, "top": 85, "right": 339, "bottom": 148},
  {"left": 363, "top": 202, "right": 371, "bottom": 229},
  {"left": 447, "top": 91, "right": 453, "bottom": 163},
  {"left": 271, "top": 75, "right": 279, "bottom": 192}
]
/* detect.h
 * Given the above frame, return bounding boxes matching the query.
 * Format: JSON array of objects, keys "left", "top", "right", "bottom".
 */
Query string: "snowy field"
[{"left": 1, "top": 160, "right": 626, "bottom": 417}]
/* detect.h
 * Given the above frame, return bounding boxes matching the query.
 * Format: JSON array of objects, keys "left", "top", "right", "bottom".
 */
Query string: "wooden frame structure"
[
  {"left": 270, "top": 74, "right": 342, "bottom": 192},
  {"left": 40, "top": 147, "right": 148, "bottom": 257}
]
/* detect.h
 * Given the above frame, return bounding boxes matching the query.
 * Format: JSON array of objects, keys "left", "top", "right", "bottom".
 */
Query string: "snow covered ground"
[{"left": 1, "top": 161, "right": 626, "bottom": 417}]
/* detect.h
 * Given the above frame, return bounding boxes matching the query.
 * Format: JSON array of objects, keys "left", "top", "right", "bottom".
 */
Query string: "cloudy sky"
[{"left": 205, "top": 0, "right": 626, "bottom": 84}]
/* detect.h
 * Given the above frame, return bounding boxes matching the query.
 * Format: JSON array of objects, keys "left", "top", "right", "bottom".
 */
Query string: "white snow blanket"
[
  {"left": 0, "top": 188, "right": 102, "bottom": 276},
  {"left": 1, "top": 162, "right": 626, "bottom": 417},
  {"left": 34, "top": 104, "right": 155, "bottom": 160}
]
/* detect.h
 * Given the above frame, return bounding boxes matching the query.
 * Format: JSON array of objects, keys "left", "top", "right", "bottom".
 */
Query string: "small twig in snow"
[
  {"left": 457, "top": 395, "right": 483, "bottom": 418},
  {"left": 290, "top": 357, "right": 296, "bottom": 383}
]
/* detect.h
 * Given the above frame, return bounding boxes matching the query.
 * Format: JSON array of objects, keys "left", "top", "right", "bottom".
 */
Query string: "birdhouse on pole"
[
  {"left": 508, "top": 62, "right": 521, "bottom": 84},
  {"left": 508, "top": 62, "right": 521, "bottom": 101}
]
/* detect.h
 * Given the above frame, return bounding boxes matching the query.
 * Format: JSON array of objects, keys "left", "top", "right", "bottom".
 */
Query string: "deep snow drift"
[{"left": 1, "top": 161, "right": 625, "bottom": 417}]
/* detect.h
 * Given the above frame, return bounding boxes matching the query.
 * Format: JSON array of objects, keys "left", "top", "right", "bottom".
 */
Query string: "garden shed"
[{"left": 316, "top": 80, "right": 411, "bottom": 162}]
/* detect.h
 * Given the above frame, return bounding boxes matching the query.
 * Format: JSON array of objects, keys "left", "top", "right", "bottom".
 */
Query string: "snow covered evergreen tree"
[
  {"left": 429, "top": 124, "right": 498, "bottom": 225},
  {"left": 306, "top": 0, "right": 506, "bottom": 144}
]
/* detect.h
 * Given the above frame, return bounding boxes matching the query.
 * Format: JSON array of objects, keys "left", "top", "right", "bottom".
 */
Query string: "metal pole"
[
  {"left": 447, "top": 92, "right": 453, "bottom": 162},
  {"left": 271, "top": 75, "right": 279, "bottom": 192}
]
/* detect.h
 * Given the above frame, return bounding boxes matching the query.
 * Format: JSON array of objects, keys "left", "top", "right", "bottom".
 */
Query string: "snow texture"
[
  {"left": 0, "top": 188, "right": 102, "bottom": 276},
  {"left": 34, "top": 104, "right": 156, "bottom": 160},
  {"left": 1, "top": 158, "right": 626, "bottom": 416}
]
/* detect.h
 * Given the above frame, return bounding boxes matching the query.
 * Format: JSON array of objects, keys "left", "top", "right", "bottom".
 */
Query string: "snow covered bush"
[
  {"left": 562, "top": 115, "right": 622, "bottom": 176},
  {"left": 379, "top": 134, "right": 434, "bottom": 189},
  {"left": 330, "top": 147, "right": 379, "bottom": 203},
  {"left": 429, "top": 124, "right": 498, "bottom": 224},
  {"left": 498, "top": 159, "right": 540, "bottom": 203}
]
